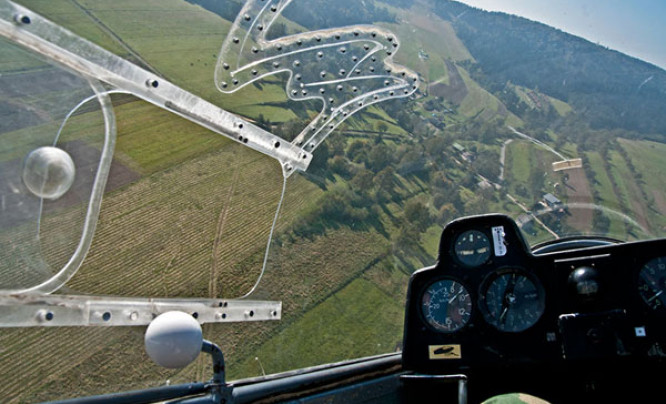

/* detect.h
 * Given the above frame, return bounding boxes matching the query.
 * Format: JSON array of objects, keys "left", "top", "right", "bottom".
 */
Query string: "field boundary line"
[
  {"left": 68, "top": 0, "right": 163, "bottom": 76},
  {"left": 210, "top": 168, "right": 240, "bottom": 298}
]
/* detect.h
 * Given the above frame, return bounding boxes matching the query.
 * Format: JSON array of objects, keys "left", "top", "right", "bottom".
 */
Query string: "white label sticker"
[{"left": 492, "top": 226, "right": 507, "bottom": 257}]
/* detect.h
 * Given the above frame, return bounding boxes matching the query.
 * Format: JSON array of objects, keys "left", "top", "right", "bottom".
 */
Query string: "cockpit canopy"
[{"left": 1, "top": 0, "right": 665, "bottom": 401}]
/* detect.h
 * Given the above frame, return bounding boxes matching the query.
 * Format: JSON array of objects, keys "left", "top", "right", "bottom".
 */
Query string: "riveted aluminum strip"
[{"left": 0, "top": 295, "right": 281, "bottom": 327}]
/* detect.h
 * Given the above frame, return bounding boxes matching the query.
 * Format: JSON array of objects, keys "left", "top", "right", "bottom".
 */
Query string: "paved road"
[
  {"left": 508, "top": 126, "right": 566, "bottom": 160},
  {"left": 506, "top": 193, "right": 560, "bottom": 239},
  {"left": 498, "top": 139, "right": 513, "bottom": 182}
]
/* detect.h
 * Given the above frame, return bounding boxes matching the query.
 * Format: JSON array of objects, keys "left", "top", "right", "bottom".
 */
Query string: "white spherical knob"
[
  {"left": 22, "top": 146, "right": 76, "bottom": 200},
  {"left": 144, "top": 311, "right": 203, "bottom": 368}
]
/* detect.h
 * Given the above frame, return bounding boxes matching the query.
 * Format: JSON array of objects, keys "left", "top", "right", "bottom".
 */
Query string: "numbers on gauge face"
[
  {"left": 454, "top": 230, "right": 491, "bottom": 267},
  {"left": 481, "top": 270, "right": 545, "bottom": 333},
  {"left": 638, "top": 256, "right": 666, "bottom": 313},
  {"left": 421, "top": 279, "right": 473, "bottom": 333}
]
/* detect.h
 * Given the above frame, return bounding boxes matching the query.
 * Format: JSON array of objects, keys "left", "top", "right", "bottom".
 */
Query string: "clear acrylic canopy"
[{"left": 1, "top": 0, "right": 665, "bottom": 401}]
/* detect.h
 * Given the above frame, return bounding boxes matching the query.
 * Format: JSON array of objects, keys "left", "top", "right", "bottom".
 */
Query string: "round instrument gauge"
[
  {"left": 454, "top": 230, "right": 491, "bottom": 267},
  {"left": 481, "top": 269, "right": 545, "bottom": 332},
  {"left": 421, "top": 279, "right": 473, "bottom": 333},
  {"left": 638, "top": 256, "right": 666, "bottom": 313}
]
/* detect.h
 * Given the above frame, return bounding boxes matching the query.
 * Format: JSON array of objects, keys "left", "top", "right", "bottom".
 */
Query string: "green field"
[
  {"left": 384, "top": 6, "right": 472, "bottom": 82},
  {"left": 15, "top": 0, "right": 130, "bottom": 57},
  {"left": 505, "top": 141, "right": 560, "bottom": 201},
  {"left": 232, "top": 275, "right": 404, "bottom": 377},
  {"left": 618, "top": 138, "right": 666, "bottom": 235},
  {"left": 548, "top": 96, "right": 573, "bottom": 116},
  {"left": 505, "top": 142, "right": 532, "bottom": 189},
  {"left": 0, "top": 39, "right": 50, "bottom": 71},
  {"left": 585, "top": 151, "right": 619, "bottom": 207}
]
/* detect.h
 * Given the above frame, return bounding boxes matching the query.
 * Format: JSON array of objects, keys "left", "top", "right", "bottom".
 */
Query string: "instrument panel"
[{"left": 402, "top": 214, "right": 666, "bottom": 390}]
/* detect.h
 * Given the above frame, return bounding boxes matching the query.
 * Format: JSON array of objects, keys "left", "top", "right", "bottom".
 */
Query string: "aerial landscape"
[{"left": 2, "top": 0, "right": 666, "bottom": 401}]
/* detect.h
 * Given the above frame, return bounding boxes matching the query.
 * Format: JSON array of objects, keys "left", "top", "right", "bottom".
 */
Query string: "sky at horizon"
[{"left": 452, "top": 0, "right": 666, "bottom": 70}]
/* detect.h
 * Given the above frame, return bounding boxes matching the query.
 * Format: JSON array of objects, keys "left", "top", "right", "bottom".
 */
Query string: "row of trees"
[{"left": 287, "top": 108, "right": 509, "bottom": 252}]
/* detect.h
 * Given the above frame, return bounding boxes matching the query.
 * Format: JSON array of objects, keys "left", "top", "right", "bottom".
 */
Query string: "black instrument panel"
[{"left": 402, "top": 214, "right": 666, "bottom": 384}]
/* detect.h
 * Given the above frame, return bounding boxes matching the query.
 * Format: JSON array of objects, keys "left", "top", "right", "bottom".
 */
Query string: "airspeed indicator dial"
[{"left": 421, "top": 279, "right": 473, "bottom": 333}]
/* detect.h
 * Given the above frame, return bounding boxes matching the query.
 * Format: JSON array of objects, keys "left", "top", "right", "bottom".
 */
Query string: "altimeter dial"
[
  {"left": 421, "top": 279, "right": 473, "bottom": 333},
  {"left": 481, "top": 269, "right": 545, "bottom": 333}
]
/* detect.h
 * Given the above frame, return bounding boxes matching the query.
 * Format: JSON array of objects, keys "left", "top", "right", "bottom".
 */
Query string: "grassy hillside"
[
  {"left": 429, "top": 0, "right": 666, "bottom": 135},
  {"left": 233, "top": 276, "right": 404, "bottom": 377}
]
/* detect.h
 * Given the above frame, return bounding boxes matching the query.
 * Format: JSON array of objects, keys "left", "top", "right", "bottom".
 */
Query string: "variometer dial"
[
  {"left": 421, "top": 279, "right": 473, "bottom": 333},
  {"left": 481, "top": 269, "right": 545, "bottom": 332},
  {"left": 454, "top": 230, "right": 491, "bottom": 267},
  {"left": 638, "top": 256, "right": 666, "bottom": 313}
]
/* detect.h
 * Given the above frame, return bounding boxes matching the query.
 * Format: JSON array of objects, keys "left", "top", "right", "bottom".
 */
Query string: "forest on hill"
[
  {"left": 190, "top": 0, "right": 666, "bottom": 136},
  {"left": 430, "top": 0, "right": 666, "bottom": 136}
]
